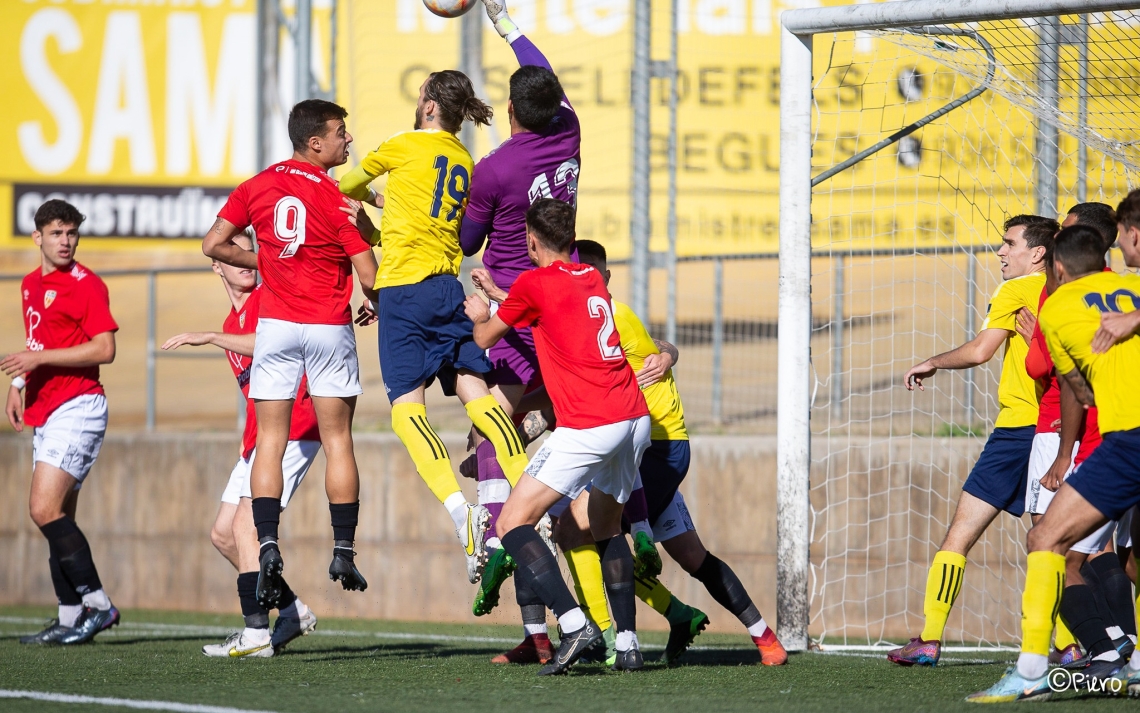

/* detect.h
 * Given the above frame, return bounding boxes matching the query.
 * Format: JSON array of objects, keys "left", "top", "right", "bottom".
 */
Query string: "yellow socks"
[
  {"left": 635, "top": 575, "right": 673, "bottom": 617},
  {"left": 920, "top": 550, "right": 966, "bottom": 641},
  {"left": 465, "top": 395, "right": 529, "bottom": 487},
  {"left": 391, "top": 402, "right": 462, "bottom": 504},
  {"left": 564, "top": 545, "right": 611, "bottom": 631},
  {"left": 1022, "top": 551, "right": 1066, "bottom": 657},
  {"left": 1054, "top": 616, "right": 1078, "bottom": 650}
]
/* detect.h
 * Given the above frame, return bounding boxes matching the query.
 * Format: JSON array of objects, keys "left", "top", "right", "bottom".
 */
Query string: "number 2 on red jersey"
[{"left": 588, "top": 296, "right": 623, "bottom": 361}]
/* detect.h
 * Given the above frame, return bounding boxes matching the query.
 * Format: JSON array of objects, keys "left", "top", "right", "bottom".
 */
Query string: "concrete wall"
[{"left": 0, "top": 432, "right": 1026, "bottom": 642}]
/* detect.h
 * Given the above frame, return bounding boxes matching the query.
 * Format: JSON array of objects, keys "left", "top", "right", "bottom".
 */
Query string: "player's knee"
[
  {"left": 29, "top": 501, "right": 65, "bottom": 528},
  {"left": 1026, "top": 522, "right": 1060, "bottom": 553},
  {"left": 210, "top": 523, "right": 235, "bottom": 555},
  {"left": 665, "top": 537, "right": 707, "bottom": 574}
]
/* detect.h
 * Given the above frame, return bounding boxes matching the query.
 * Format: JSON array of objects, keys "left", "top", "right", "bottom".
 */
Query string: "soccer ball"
[{"left": 422, "top": 0, "right": 477, "bottom": 18}]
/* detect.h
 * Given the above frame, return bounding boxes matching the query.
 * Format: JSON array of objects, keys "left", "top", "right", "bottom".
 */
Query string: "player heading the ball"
[
  {"left": 204, "top": 99, "right": 380, "bottom": 611},
  {"left": 339, "top": 70, "right": 531, "bottom": 585}
]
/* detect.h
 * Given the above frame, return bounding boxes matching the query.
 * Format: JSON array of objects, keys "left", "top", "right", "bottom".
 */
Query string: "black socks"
[
  {"left": 596, "top": 535, "right": 636, "bottom": 633},
  {"left": 502, "top": 525, "right": 579, "bottom": 619},
  {"left": 237, "top": 572, "right": 269, "bottom": 629},
  {"left": 252, "top": 497, "right": 281, "bottom": 549},
  {"left": 693, "top": 552, "right": 762, "bottom": 628},
  {"left": 330, "top": 501, "right": 360, "bottom": 552},
  {"left": 1060, "top": 584, "right": 1117, "bottom": 658},
  {"left": 39, "top": 517, "right": 102, "bottom": 596}
]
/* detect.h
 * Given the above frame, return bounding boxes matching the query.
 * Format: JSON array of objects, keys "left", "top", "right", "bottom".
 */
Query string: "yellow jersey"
[
  {"left": 340, "top": 130, "right": 472, "bottom": 289},
  {"left": 1040, "top": 271, "right": 1140, "bottom": 435},
  {"left": 980, "top": 271, "right": 1045, "bottom": 428},
  {"left": 613, "top": 301, "right": 688, "bottom": 441}
]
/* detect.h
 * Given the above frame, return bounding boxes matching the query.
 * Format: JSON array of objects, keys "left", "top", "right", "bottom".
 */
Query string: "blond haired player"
[{"left": 340, "top": 71, "right": 530, "bottom": 584}]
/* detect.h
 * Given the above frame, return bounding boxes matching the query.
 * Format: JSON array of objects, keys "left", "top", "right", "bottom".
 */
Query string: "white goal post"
[{"left": 777, "top": 0, "right": 1140, "bottom": 652}]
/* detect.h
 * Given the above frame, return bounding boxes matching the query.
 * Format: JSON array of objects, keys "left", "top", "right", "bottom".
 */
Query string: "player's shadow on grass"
[
  {"left": 280, "top": 641, "right": 503, "bottom": 663},
  {"left": 658, "top": 647, "right": 767, "bottom": 667},
  {"left": 101, "top": 636, "right": 218, "bottom": 646}
]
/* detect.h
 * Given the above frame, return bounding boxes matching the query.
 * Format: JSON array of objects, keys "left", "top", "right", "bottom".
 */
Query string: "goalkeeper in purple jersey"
[{"left": 458, "top": 0, "right": 577, "bottom": 593}]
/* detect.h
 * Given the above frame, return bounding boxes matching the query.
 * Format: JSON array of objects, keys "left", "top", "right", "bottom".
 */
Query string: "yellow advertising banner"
[{"left": 3, "top": 0, "right": 1133, "bottom": 254}]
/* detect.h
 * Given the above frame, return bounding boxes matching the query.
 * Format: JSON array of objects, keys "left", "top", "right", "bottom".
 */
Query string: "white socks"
[
  {"left": 242, "top": 627, "right": 271, "bottom": 642},
  {"left": 615, "top": 630, "right": 639, "bottom": 652},
  {"left": 557, "top": 607, "right": 586, "bottom": 634},
  {"left": 58, "top": 604, "right": 83, "bottom": 628},
  {"left": 630, "top": 521, "right": 653, "bottom": 539},
  {"left": 524, "top": 623, "right": 548, "bottom": 637},
  {"left": 278, "top": 597, "right": 308, "bottom": 620},
  {"left": 1130, "top": 647, "right": 1140, "bottom": 672},
  {"left": 1016, "top": 652, "right": 1049, "bottom": 681},
  {"left": 445, "top": 493, "right": 469, "bottom": 533},
  {"left": 82, "top": 589, "right": 111, "bottom": 612},
  {"left": 1107, "top": 625, "right": 1126, "bottom": 640},
  {"left": 747, "top": 619, "right": 769, "bottom": 638}
]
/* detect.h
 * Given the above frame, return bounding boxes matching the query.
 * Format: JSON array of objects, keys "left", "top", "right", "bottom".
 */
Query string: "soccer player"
[
  {"left": 5, "top": 200, "right": 119, "bottom": 645},
  {"left": 967, "top": 222, "right": 1140, "bottom": 702},
  {"left": 162, "top": 233, "right": 321, "bottom": 658},
  {"left": 338, "top": 70, "right": 531, "bottom": 584},
  {"left": 203, "top": 99, "right": 379, "bottom": 610},
  {"left": 457, "top": 0, "right": 625, "bottom": 615},
  {"left": 466, "top": 199, "right": 650, "bottom": 674},
  {"left": 890, "top": 215, "right": 1057, "bottom": 666}
]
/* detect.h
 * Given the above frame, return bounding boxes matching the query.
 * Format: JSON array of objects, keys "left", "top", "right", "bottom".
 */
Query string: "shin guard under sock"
[
  {"left": 596, "top": 536, "right": 636, "bottom": 634},
  {"left": 237, "top": 572, "right": 269, "bottom": 629},
  {"left": 39, "top": 517, "right": 103, "bottom": 596},
  {"left": 692, "top": 552, "right": 762, "bottom": 628},
  {"left": 502, "top": 526, "right": 578, "bottom": 619},
  {"left": 329, "top": 501, "right": 359, "bottom": 544},
  {"left": 1060, "top": 584, "right": 1117, "bottom": 658},
  {"left": 391, "top": 403, "right": 462, "bottom": 503},
  {"left": 251, "top": 497, "right": 281, "bottom": 546},
  {"left": 920, "top": 550, "right": 966, "bottom": 642},
  {"left": 1089, "top": 554, "right": 1138, "bottom": 639},
  {"left": 564, "top": 544, "right": 612, "bottom": 630},
  {"left": 465, "top": 395, "right": 528, "bottom": 487},
  {"left": 1022, "top": 551, "right": 1066, "bottom": 658}
]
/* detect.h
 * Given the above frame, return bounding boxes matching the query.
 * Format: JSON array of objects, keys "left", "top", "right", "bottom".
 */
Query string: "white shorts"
[
  {"left": 1025, "top": 432, "right": 1079, "bottom": 515},
  {"left": 250, "top": 318, "right": 361, "bottom": 400},
  {"left": 1118, "top": 506, "right": 1134, "bottom": 549},
  {"left": 220, "top": 440, "right": 321, "bottom": 508},
  {"left": 32, "top": 393, "right": 107, "bottom": 484},
  {"left": 652, "top": 490, "right": 696, "bottom": 542},
  {"left": 1072, "top": 519, "right": 1117, "bottom": 555},
  {"left": 525, "top": 416, "right": 651, "bottom": 505}
]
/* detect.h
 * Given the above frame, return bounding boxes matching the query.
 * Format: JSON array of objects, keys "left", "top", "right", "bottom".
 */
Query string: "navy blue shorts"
[
  {"left": 377, "top": 275, "right": 492, "bottom": 402},
  {"left": 640, "top": 440, "right": 691, "bottom": 525},
  {"left": 961, "top": 426, "right": 1035, "bottom": 517},
  {"left": 1067, "top": 429, "right": 1140, "bottom": 522}
]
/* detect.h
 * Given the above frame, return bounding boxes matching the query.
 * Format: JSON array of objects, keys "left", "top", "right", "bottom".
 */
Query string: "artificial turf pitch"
[{"left": 0, "top": 606, "right": 1134, "bottom": 712}]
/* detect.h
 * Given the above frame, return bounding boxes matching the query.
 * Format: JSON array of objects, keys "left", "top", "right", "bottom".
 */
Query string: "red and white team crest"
[
  {"left": 44, "top": 290, "right": 57, "bottom": 308},
  {"left": 239, "top": 312, "right": 246, "bottom": 329}
]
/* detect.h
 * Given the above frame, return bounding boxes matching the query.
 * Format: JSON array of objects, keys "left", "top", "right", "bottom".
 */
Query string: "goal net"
[{"left": 784, "top": 6, "right": 1140, "bottom": 648}]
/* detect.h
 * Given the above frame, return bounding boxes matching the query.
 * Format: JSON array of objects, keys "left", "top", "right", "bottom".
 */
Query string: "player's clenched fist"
[
  {"left": 903, "top": 360, "right": 937, "bottom": 391},
  {"left": 470, "top": 268, "right": 508, "bottom": 303},
  {"left": 464, "top": 293, "right": 491, "bottom": 324}
]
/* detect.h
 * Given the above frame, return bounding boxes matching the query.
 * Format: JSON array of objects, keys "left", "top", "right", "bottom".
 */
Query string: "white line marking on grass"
[
  {"left": 0, "top": 690, "right": 278, "bottom": 713},
  {"left": 2, "top": 616, "right": 763, "bottom": 652}
]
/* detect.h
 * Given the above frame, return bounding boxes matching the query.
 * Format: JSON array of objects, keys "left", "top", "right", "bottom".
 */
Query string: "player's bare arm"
[
  {"left": 903, "top": 327, "right": 1008, "bottom": 391},
  {"left": 5, "top": 385, "right": 23, "bottom": 432},
  {"left": 202, "top": 218, "right": 258, "bottom": 270},
  {"left": 470, "top": 268, "right": 509, "bottom": 303},
  {"left": 465, "top": 294, "right": 511, "bottom": 349},
  {"left": 1059, "top": 367, "right": 1096, "bottom": 408},
  {"left": 1091, "top": 309, "right": 1140, "bottom": 353},
  {"left": 1, "top": 331, "right": 116, "bottom": 378},
  {"left": 1040, "top": 376, "right": 1082, "bottom": 492},
  {"left": 1014, "top": 308, "right": 1035, "bottom": 346},
  {"left": 636, "top": 340, "right": 679, "bottom": 389},
  {"left": 340, "top": 197, "right": 382, "bottom": 246},
  {"left": 161, "top": 332, "right": 256, "bottom": 358},
  {"left": 653, "top": 338, "right": 680, "bottom": 366}
]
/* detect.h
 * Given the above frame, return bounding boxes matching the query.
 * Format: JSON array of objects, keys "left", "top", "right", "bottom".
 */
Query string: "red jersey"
[
  {"left": 20, "top": 262, "right": 118, "bottom": 427},
  {"left": 224, "top": 285, "right": 321, "bottom": 458},
  {"left": 218, "top": 159, "right": 371, "bottom": 325},
  {"left": 1027, "top": 287, "right": 1061, "bottom": 433},
  {"left": 497, "top": 261, "right": 648, "bottom": 430}
]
